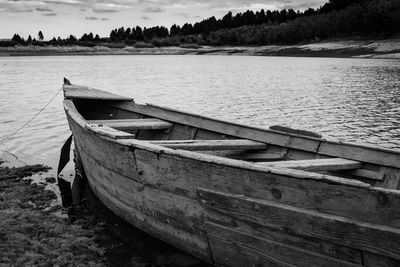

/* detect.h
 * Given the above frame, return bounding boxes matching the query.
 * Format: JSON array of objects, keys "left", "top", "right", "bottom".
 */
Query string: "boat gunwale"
[
  {"left": 63, "top": 84, "right": 400, "bottom": 156},
  {"left": 63, "top": 98, "right": 400, "bottom": 194},
  {"left": 118, "top": 99, "right": 400, "bottom": 156}
]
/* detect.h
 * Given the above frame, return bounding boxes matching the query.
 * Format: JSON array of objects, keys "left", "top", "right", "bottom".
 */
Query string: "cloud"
[
  {"left": 0, "top": 0, "right": 327, "bottom": 17},
  {"left": 85, "top": 16, "right": 99, "bottom": 20},
  {"left": 84, "top": 15, "right": 109, "bottom": 21},
  {"left": 43, "top": 0, "right": 83, "bottom": 6},
  {"left": 143, "top": 6, "right": 163, "bottom": 13},
  {"left": 36, "top": 7, "right": 53, "bottom": 12},
  {"left": 141, "top": 15, "right": 150, "bottom": 20},
  {"left": 173, "top": 12, "right": 189, "bottom": 18},
  {"left": 42, "top": 12, "right": 57, "bottom": 16},
  {"left": 92, "top": 8, "right": 118, "bottom": 13}
]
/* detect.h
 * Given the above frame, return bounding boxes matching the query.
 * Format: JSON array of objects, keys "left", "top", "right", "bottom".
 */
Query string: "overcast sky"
[{"left": 0, "top": 0, "right": 327, "bottom": 39}]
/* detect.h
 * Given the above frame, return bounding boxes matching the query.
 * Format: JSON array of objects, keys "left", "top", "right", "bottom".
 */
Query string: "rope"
[{"left": 0, "top": 87, "right": 63, "bottom": 144}]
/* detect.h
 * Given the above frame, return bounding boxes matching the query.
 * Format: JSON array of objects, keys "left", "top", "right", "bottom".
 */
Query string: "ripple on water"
[{"left": 0, "top": 55, "right": 399, "bottom": 168}]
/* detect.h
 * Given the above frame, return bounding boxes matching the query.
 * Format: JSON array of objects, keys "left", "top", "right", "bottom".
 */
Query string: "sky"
[{"left": 0, "top": 0, "right": 327, "bottom": 40}]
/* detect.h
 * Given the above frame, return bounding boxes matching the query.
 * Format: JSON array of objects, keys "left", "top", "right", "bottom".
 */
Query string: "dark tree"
[
  {"left": 38, "top": 31, "right": 44, "bottom": 41},
  {"left": 170, "top": 24, "right": 181, "bottom": 35},
  {"left": 67, "top": 35, "right": 77, "bottom": 42},
  {"left": 135, "top": 26, "right": 143, "bottom": 40},
  {"left": 11, "top": 34, "right": 24, "bottom": 43}
]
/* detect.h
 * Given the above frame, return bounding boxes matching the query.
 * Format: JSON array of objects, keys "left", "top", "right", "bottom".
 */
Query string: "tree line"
[{"left": 2, "top": 0, "right": 399, "bottom": 47}]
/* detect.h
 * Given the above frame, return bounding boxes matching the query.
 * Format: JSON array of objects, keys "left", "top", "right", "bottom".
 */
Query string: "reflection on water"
[{"left": 0, "top": 55, "right": 400, "bottom": 168}]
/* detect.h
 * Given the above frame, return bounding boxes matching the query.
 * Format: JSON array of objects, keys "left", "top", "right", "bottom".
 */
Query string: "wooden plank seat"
[
  {"left": 85, "top": 124, "right": 135, "bottom": 139},
  {"left": 150, "top": 139, "right": 268, "bottom": 151},
  {"left": 257, "top": 158, "right": 362, "bottom": 172},
  {"left": 87, "top": 119, "right": 172, "bottom": 130}
]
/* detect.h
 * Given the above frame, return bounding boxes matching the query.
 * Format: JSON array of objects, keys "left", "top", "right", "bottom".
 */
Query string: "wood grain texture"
[
  {"left": 69, "top": 117, "right": 211, "bottom": 261},
  {"left": 375, "top": 167, "right": 400, "bottom": 189},
  {"left": 71, "top": 118, "right": 141, "bottom": 182},
  {"left": 111, "top": 102, "right": 321, "bottom": 152},
  {"left": 84, "top": 124, "right": 135, "bottom": 139},
  {"left": 258, "top": 158, "right": 362, "bottom": 171},
  {"left": 318, "top": 142, "right": 400, "bottom": 170},
  {"left": 206, "top": 222, "right": 360, "bottom": 267},
  {"left": 110, "top": 101, "right": 400, "bottom": 168},
  {"left": 205, "top": 213, "right": 363, "bottom": 264},
  {"left": 88, "top": 118, "right": 172, "bottom": 130},
  {"left": 150, "top": 139, "right": 268, "bottom": 151},
  {"left": 132, "top": 147, "right": 400, "bottom": 228},
  {"left": 198, "top": 188, "right": 400, "bottom": 260},
  {"left": 64, "top": 96, "right": 400, "bottom": 265},
  {"left": 362, "top": 252, "right": 400, "bottom": 267},
  {"left": 63, "top": 84, "right": 133, "bottom": 101}
]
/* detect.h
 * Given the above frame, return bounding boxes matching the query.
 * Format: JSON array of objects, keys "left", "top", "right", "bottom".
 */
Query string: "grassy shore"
[
  {"left": 0, "top": 158, "right": 151, "bottom": 266},
  {"left": 0, "top": 154, "right": 206, "bottom": 266},
  {"left": 1, "top": 39, "right": 399, "bottom": 58}
]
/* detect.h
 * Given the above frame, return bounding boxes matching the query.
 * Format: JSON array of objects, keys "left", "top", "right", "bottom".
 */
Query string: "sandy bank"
[{"left": 1, "top": 39, "right": 400, "bottom": 58}]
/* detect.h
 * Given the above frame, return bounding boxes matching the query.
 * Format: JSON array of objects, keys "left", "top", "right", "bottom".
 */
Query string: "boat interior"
[{"left": 65, "top": 87, "right": 400, "bottom": 191}]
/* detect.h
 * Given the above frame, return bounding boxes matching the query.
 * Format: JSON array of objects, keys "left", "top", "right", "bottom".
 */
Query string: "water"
[{"left": 1, "top": 55, "right": 400, "bottom": 168}]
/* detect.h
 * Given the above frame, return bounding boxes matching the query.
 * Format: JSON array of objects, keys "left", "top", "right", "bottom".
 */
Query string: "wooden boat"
[{"left": 63, "top": 79, "right": 400, "bottom": 267}]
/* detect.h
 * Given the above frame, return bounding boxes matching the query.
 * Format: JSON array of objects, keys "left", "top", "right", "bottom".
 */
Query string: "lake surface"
[{"left": 1, "top": 55, "right": 400, "bottom": 168}]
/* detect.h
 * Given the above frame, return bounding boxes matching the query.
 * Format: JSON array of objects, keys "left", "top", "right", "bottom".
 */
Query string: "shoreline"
[
  {"left": 0, "top": 152, "right": 205, "bottom": 266},
  {"left": 1, "top": 39, "right": 400, "bottom": 59}
]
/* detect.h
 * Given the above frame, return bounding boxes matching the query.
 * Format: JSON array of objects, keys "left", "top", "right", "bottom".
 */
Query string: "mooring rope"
[{"left": 0, "top": 87, "right": 63, "bottom": 144}]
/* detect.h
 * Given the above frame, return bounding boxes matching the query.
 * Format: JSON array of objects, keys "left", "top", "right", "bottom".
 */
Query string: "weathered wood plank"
[
  {"left": 63, "top": 84, "right": 133, "bottom": 101},
  {"left": 85, "top": 124, "right": 135, "bottom": 139},
  {"left": 81, "top": 149, "right": 205, "bottom": 236},
  {"left": 227, "top": 151, "right": 284, "bottom": 161},
  {"left": 168, "top": 124, "right": 196, "bottom": 140},
  {"left": 88, "top": 118, "right": 172, "bottom": 130},
  {"left": 362, "top": 252, "right": 400, "bottom": 267},
  {"left": 198, "top": 188, "right": 400, "bottom": 260},
  {"left": 150, "top": 139, "right": 268, "bottom": 151},
  {"left": 209, "top": 236, "right": 295, "bottom": 267},
  {"left": 129, "top": 147, "right": 400, "bottom": 228},
  {"left": 344, "top": 169, "right": 384, "bottom": 181},
  {"left": 269, "top": 125, "right": 323, "bottom": 138},
  {"left": 318, "top": 142, "right": 400, "bottom": 170},
  {"left": 258, "top": 158, "right": 362, "bottom": 172},
  {"left": 69, "top": 118, "right": 141, "bottom": 182},
  {"left": 206, "top": 213, "right": 363, "bottom": 264},
  {"left": 194, "top": 128, "right": 227, "bottom": 140},
  {"left": 110, "top": 102, "right": 400, "bottom": 168},
  {"left": 77, "top": 147, "right": 210, "bottom": 261},
  {"left": 110, "top": 102, "right": 321, "bottom": 153},
  {"left": 206, "top": 222, "right": 360, "bottom": 267},
  {"left": 375, "top": 167, "right": 400, "bottom": 189}
]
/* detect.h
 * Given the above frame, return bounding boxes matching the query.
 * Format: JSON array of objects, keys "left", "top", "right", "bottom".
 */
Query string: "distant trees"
[
  {"left": 2, "top": 0, "right": 399, "bottom": 48},
  {"left": 109, "top": 25, "right": 168, "bottom": 42},
  {"left": 11, "top": 34, "right": 24, "bottom": 43},
  {"left": 38, "top": 31, "right": 44, "bottom": 41}
]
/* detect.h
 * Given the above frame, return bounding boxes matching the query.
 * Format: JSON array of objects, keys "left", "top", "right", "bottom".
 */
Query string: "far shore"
[{"left": 1, "top": 39, "right": 400, "bottom": 59}]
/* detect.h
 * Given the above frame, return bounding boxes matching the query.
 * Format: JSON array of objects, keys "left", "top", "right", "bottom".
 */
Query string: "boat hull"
[
  {"left": 64, "top": 97, "right": 400, "bottom": 267},
  {"left": 67, "top": 115, "right": 211, "bottom": 261}
]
